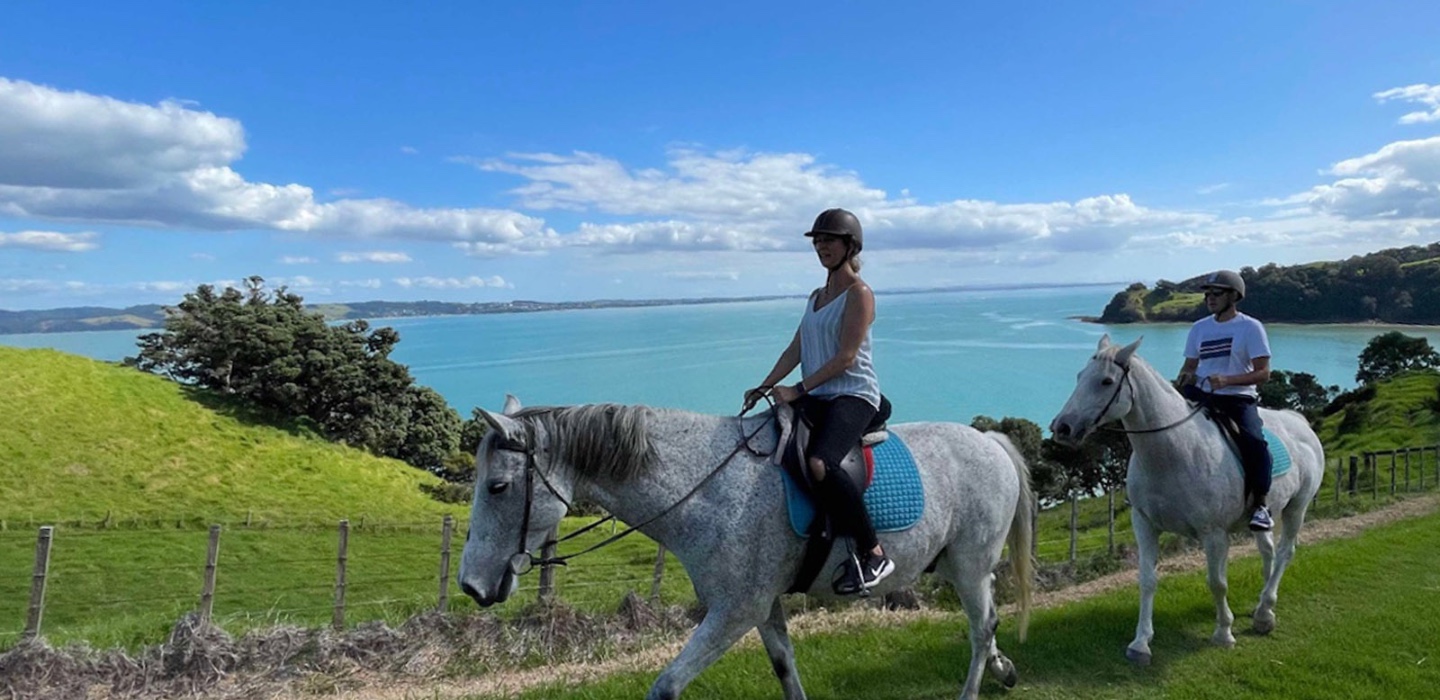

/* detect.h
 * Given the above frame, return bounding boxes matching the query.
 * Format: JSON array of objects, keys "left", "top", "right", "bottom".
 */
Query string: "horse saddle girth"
[{"left": 773, "top": 402, "right": 887, "bottom": 493}]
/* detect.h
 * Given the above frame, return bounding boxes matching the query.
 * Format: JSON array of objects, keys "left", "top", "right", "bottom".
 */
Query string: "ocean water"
[{"left": 6, "top": 287, "right": 1439, "bottom": 426}]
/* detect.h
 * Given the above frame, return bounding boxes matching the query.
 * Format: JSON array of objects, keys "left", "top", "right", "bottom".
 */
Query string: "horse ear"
[
  {"left": 502, "top": 394, "right": 522, "bottom": 415},
  {"left": 1096, "top": 334, "right": 1112, "bottom": 352},
  {"left": 1115, "top": 337, "right": 1144, "bottom": 367},
  {"left": 477, "top": 407, "right": 524, "bottom": 441}
]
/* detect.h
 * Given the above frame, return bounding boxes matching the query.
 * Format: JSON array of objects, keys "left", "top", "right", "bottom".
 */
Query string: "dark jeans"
[
  {"left": 1194, "top": 391, "right": 1273, "bottom": 505},
  {"left": 792, "top": 394, "right": 880, "bottom": 552}
]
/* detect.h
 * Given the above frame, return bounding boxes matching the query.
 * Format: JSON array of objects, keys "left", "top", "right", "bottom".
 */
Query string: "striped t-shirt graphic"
[
  {"left": 1184, "top": 312, "right": 1271, "bottom": 398},
  {"left": 1198, "top": 337, "right": 1234, "bottom": 360}
]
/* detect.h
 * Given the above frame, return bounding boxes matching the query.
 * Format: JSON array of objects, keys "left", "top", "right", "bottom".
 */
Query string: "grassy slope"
[
  {"left": 0, "top": 347, "right": 690, "bottom": 648},
  {"left": 497, "top": 506, "right": 1440, "bottom": 700},
  {"left": 0, "top": 346, "right": 463, "bottom": 525}
]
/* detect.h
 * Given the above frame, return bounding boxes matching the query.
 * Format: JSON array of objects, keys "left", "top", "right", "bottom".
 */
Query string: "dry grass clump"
[{"left": 0, "top": 597, "right": 695, "bottom": 700}]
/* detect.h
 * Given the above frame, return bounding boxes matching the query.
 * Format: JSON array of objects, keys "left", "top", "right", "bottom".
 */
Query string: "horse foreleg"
[
  {"left": 646, "top": 604, "right": 764, "bottom": 700},
  {"left": 1127, "top": 514, "right": 1161, "bottom": 665},
  {"left": 756, "top": 598, "right": 807, "bottom": 700},
  {"left": 1201, "top": 531, "right": 1235, "bottom": 648}
]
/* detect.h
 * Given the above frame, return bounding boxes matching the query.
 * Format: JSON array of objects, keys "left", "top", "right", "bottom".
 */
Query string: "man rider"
[{"left": 1175, "top": 270, "right": 1275, "bottom": 531}]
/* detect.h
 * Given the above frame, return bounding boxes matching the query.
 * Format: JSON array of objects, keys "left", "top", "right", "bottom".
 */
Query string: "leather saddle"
[{"left": 773, "top": 396, "right": 891, "bottom": 495}]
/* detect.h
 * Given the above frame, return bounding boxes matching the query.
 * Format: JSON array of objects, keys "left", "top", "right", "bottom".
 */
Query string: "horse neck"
[
  {"left": 1119, "top": 358, "right": 1201, "bottom": 448},
  {"left": 573, "top": 410, "right": 763, "bottom": 526}
]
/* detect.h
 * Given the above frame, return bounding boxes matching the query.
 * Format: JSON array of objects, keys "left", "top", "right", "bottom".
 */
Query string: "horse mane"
[{"left": 512, "top": 403, "right": 656, "bottom": 481}]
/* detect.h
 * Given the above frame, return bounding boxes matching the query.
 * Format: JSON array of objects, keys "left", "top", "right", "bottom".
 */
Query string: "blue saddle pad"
[
  {"left": 1260, "top": 427, "right": 1292, "bottom": 478},
  {"left": 780, "top": 432, "right": 926, "bottom": 537}
]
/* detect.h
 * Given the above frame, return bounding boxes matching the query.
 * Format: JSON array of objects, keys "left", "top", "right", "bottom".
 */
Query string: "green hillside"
[
  {"left": 0, "top": 346, "right": 465, "bottom": 526},
  {"left": 1315, "top": 370, "right": 1440, "bottom": 456}
]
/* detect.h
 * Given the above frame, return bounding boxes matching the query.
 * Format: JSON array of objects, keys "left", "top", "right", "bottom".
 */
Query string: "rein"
[
  {"left": 499, "top": 401, "right": 777, "bottom": 575},
  {"left": 1096, "top": 361, "right": 1205, "bottom": 435}
]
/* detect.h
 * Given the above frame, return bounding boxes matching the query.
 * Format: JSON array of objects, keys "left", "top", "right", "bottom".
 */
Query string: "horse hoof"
[
  {"left": 1211, "top": 634, "right": 1235, "bottom": 649},
  {"left": 1125, "top": 648, "right": 1152, "bottom": 666},
  {"left": 1002, "top": 667, "right": 1018, "bottom": 689},
  {"left": 1253, "top": 615, "right": 1276, "bottom": 635}
]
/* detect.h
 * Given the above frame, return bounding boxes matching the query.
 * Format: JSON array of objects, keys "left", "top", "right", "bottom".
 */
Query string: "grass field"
[
  {"left": 3, "top": 347, "right": 1439, "bottom": 660},
  {"left": 480, "top": 505, "right": 1440, "bottom": 700}
]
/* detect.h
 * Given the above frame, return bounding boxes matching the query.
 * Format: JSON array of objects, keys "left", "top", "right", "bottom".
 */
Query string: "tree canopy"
[
  {"left": 1098, "top": 243, "right": 1440, "bottom": 324},
  {"left": 1355, "top": 330, "right": 1440, "bottom": 384},
  {"left": 127, "top": 277, "right": 462, "bottom": 474}
]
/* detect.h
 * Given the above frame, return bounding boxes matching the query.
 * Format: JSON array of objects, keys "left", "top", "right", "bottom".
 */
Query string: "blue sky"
[{"left": 2, "top": 1, "right": 1439, "bottom": 310}]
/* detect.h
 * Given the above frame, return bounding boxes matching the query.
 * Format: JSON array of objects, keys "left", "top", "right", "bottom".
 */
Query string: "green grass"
[
  {"left": 0, "top": 515, "right": 697, "bottom": 649},
  {"left": 482, "top": 506, "right": 1440, "bottom": 700},
  {"left": 1316, "top": 370, "right": 1440, "bottom": 456},
  {"left": 0, "top": 346, "right": 464, "bottom": 526},
  {"left": 1148, "top": 292, "right": 1204, "bottom": 317}
]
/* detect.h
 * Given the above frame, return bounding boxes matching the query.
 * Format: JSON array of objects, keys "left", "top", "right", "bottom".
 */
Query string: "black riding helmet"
[
  {"left": 1200, "top": 269, "right": 1246, "bottom": 300},
  {"left": 803, "top": 208, "right": 863, "bottom": 253}
]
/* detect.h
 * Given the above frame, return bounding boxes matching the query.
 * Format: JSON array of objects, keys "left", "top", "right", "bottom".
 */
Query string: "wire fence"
[{"left": 4, "top": 443, "right": 1436, "bottom": 649}]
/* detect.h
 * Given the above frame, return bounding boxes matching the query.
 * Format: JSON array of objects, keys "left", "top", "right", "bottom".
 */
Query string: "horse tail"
[{"left": 985, "top": 431, "right": 1035, "bottom": 643}]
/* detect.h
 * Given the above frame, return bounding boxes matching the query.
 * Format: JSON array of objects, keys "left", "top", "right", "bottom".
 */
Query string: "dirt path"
[{"left": 292, "top": 495, "right": 1440, "bottom": 700}]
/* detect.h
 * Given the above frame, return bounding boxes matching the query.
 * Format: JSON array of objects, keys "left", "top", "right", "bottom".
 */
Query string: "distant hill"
[
  {"left": 0, "top": 305, "right": 167, "bottom": 334},
  {"left": 1095, "top": 242, "right": 1440, "bottom": 324},
  {"left": 0, "top": 346, "right": 464, "bottom": 525},
  {"left": 0, "top": 296, "right": 796, "bottom": 335}
]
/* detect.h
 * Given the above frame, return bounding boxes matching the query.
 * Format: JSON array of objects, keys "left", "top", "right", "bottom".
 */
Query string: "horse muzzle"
[
  {"left": 1049, "top": 418, "right": 1089, "bottom": 447},
  {"left": 459, "top": 569, "right": 516, "bottom": 607}
]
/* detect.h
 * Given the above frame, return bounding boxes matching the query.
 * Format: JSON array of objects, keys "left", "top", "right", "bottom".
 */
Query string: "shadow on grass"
[{"left": 179, "top": 385, "right": 325, "bottom": 440}]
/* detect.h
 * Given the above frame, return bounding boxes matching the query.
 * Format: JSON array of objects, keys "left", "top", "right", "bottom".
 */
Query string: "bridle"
[
  {"left": 491, "top": 402, "right": 777, "bottom": 577},
  {"left": 1093, "top": 360, "right": 1204, "bottom": 435}
]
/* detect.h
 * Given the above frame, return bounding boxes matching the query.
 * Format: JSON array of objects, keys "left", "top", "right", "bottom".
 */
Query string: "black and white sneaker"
[
  {"left": 1248, "top": 505, "right": 1273, "bottom": 532},
  {"left": 860, "top": 551, "right": 895, "bottom": 590},
  {"left": 833, "top": 553, "right": 866, "bottom": 596}
]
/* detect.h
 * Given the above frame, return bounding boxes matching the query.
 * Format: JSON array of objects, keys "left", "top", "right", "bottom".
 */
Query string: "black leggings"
[{"left": 793, "top": 395, "right": 880, "bottom": 552}]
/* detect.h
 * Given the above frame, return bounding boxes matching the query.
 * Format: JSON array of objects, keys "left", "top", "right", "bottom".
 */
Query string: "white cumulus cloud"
[
  {"left": 1287, "top": 136, "right": 1440, "bottom": 220},
  {"left": 0, "top": 230, "right": 99, "bottom": 252},
  {"left": 1375, "top": 83, "right": 1440, "bottom": 124},
  {"left": 392, "top": 275, "right": 512, "bottom": 289},
  {"left": 0, "top": 78, "right": 556, "bottom": 252},
  {"left": 337, "top": 251, "right": 412, "bottom": 263}
]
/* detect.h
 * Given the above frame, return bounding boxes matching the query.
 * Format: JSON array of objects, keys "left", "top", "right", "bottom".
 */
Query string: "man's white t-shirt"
[{"left": 1184, "top": 312, "right": 1271, "bottom": 398}]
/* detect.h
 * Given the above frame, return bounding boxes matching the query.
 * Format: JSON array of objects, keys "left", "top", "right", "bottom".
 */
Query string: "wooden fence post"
[
  {"left": 1390, "top": 452, "right": 1397, "bottom": 496},
  {"left": 1371, "top": 453, "right": 1378, "bottom": 500},
  {"left": 1404, "top": 449, "right": 1412, "bottom": 492},
  {"left": 437, "top": 515, "right": 454, "bottom": 612},
  {"left": 1068, "top": 493, "right": 1078, "bottom": 563},
  {"left": 1106, "top": 490, "right": 1116, "bottom": 555},
  {"left": 23, "top": 526, "right": 54, "bottom": 641},
  {"left": 650, "top": 544, "right": 667, "bottom": 601},
  {"left": 332, "top": 519, "right": 349, "bottom": 630},
  {"left": 1347, "top": 455, "right": 1359, "bottom": 495},
  {"left": 1030, "top": 505, "right": 1038, "bottom": 559},
  {"left": 538, "top": 524, "right": 558, "bottom": 603},
  {"left": 199, "top": 525, "right": 221, "bottom": 623}
]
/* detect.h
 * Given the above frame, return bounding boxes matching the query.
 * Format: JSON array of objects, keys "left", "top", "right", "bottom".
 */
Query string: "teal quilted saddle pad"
[{"left": 780, "top": 431, "right": 926, "bottom": 537}]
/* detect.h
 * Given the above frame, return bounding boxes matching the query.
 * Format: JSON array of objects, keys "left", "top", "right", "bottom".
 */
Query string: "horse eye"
[
  {"left": 488, "top": 480, "right": 509, "bottom": 495},
  {"left": 1101, "top": 377, "right": 1115, "bottom": 386}
]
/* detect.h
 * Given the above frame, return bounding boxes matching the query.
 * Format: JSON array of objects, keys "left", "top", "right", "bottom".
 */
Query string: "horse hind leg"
[
  {"left": 1254, "top": 501, "right": 1306, "bottom": 635},
  {"left": 936, "top": 553, "right": 1012, "bottom": 700},
  {"left": 756, "top": 598, "right": 807, "bottom": 700}
]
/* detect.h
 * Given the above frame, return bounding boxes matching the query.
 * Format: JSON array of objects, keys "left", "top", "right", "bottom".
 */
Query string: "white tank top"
[{"left": 798, "top": 287, "right": 881, "bottom": 409}]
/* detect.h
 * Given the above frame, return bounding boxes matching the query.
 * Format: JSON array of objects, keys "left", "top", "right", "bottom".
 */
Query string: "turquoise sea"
[{"left": 6, "top": 286, "right": 1439, "bottom": 426}]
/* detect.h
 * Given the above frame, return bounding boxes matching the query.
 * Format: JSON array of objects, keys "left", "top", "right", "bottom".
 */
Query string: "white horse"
[
  {"left": 1049, "top": 336, "right": 1324, "bottom": 664},
  {"left": 458, "top": 396, "right": 1035, "bottom": 700}
]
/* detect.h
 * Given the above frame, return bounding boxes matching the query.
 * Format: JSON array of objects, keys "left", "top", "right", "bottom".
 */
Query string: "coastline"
[
  {"left": 1075, "top": 315, "right": 1440, "bottom": 331},
  {"left": 0, "top": 282, "right": 1122, "bottom": 336}
]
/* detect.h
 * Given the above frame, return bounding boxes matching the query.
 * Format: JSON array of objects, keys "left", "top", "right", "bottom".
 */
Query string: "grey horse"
[
  {"left": 1049, "top": 336, "right": 1324, "bottom": 665},
  {"left": 458, "top": 395, "right": 1036, "bottom": 700}
]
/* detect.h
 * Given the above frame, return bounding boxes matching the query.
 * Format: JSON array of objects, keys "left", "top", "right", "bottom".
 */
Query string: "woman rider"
[{"left": 743, "top": 208, "right": 894, "bottom": 595}]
